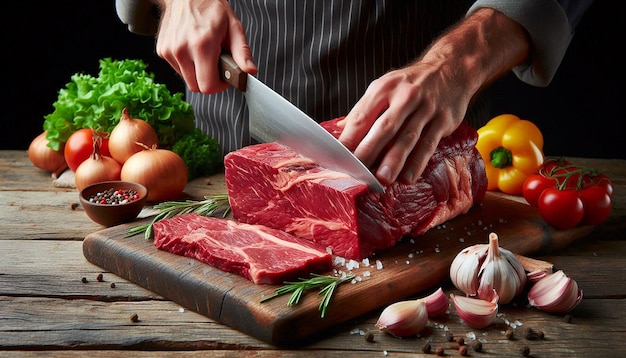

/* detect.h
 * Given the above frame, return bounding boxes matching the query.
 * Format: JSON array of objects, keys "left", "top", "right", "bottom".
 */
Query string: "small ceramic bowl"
[{"left": 79, "top": 181, "right": 148, "bottom": 227}]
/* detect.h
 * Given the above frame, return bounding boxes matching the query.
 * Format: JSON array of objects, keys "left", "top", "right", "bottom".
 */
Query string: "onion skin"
[
  {"left": 109, "top": 108, "right": 159, "bottom": 164},
  {"left": 28, "top": 131, "right": 68, "bottom": 177},
  {"left": 74, "top": 141, "right": 122, "bottom": 191},
  {"left": 121, "top": 148, "right": 188, "bottom": 202},
  {"left": 75, "top": 156, "right": 122, "bottom": 191}
]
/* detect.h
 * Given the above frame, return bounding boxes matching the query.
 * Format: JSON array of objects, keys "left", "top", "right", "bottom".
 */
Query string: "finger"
[
  {"left": 193, "top": 43, "right": 230, "bottom": 94},
  {"left": 374, "top": 112, "right": 426, "bottom": 184},
  {"left": 398, "top": 120, "right": 446, "bottom": 184},
  {"left": 353, "top": 109, "right": 406, "bottom": 168},
  {"left": 338, "top": 90, "right": 389, "bottom": 152},
  {"left": 228, "top": 20, "right": 257, "bottom": 74}
]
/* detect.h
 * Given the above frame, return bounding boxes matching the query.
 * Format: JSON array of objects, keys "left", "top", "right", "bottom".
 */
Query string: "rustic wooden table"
[{"left": 1, "top": 150, "right": 625, "bottom": 357}]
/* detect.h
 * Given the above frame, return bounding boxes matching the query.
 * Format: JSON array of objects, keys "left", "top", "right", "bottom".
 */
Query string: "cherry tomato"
[
  {"left": 522, "top": 174, "right": 556, "bottom": 207},
  {"left": 592, "top": 173, "right": 614, "bottom": 199},
  {"left": 578, "top": 186, "right": 612, "bottom": 225},
  {"left": 537, "top": 188, "right": 584, "bottom": 230},
  {"left": 64, "top": 129, "right": 111, "bottom": 172}
]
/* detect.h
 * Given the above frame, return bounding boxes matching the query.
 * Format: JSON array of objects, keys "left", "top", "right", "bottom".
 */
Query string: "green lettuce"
[{"left": 43, "top": 58, "right": 196, "bottom": 151}]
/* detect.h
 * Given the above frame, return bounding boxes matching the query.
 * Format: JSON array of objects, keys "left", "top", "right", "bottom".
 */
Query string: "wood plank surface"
[
  {"left": 2, "top": 150, "right": 626, "bottom": 357},
  {"left": 82, "top": 191, "right": 597, "bottom": 346}
]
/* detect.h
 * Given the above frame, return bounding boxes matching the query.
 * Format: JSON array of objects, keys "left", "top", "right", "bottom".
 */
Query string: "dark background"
[{"left": 2, "top": 1, "right": 624, "bottom": 159}]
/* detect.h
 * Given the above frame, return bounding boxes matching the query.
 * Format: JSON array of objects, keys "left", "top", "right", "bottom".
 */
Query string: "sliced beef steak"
[
  {"left": 225, "top": 117, "right": 487, "bottom": 260},
  {"left": 153, "top": 213, "right": 333, "bottom": 284}
]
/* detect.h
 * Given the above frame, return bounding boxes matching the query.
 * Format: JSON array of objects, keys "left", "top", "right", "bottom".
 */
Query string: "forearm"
[
  {"left": 468, "top": 0, "right": 593, "bottom": 86},
  {"left": 419, "top": 7, "right": 530, "bottom": 101}
]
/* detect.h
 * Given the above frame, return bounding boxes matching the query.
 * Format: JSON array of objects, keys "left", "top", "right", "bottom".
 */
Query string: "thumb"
[{"left": 228, "top": 22, "right": 257, "bottom": 75}]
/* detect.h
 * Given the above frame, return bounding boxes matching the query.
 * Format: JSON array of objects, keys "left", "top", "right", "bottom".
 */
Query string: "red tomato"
[
  {"left": 592, "top": 173, "right": 614, "bottom": 199},
  {"left": 64, "top": 129, "right": 111, "bottom": 172},
  {"left": 522, "top": 174, "right": 556, "bottom": 207},
  {"left": 578, "top": 186, "right": 612, "bottom": 225},
  {"left": 537, "top": 188, "right": 584, "bottom": 230}
]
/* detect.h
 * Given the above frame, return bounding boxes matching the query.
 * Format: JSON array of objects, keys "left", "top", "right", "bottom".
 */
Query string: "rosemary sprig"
[
  {"left": 260, "top": 274, "right": 355, "bottom": 318},
  {"left": 126, "top": 194, "right": 231, "bottom": 240}
]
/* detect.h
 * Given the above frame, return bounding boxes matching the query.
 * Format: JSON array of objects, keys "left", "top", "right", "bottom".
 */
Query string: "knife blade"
[{"left": 219, "top": 54, "right": 384, "bottom": 193}]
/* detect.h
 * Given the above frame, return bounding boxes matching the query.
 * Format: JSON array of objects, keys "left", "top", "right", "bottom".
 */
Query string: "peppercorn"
[
  {"left": 88, "top": 188, "right": 139, "bottom": 205},
  {"left": 81, "top": 277, "right": 88, "bottom": 283},
  {"left": 422, "top": 343, "right": 432, "bottom": 354},
  {"left": 110, "top": 282, "right": 116, "bottom": 288},
  {"left": 435, "top": 346, "right": 445, "bottom": 356},
  {"left": 456, "top": 337, "right": 465, "bottom": 346},
  {"left": 446, "top": 331, "right": 455, "bottom": 342},
  {"left": 459, "top": 345, "right": 469, "bottom": 356},
  {"left": 364, "top": 331, "right": 375, "bottom": 343},
  {"left": 519, "top": 345, "right": 530, "bottom": 357},
  {"left": 472, "top": 341, "right": 483, "bottom": 352},
  {"left": 96, "top": 273, "right": 104, "bottom": 282},
  {"left": 505, "top": 329, "right": 514, "bottom": 340},
  {"left": 130, "top": 313, "right": 139, "bottom": 322},
  {"left": 524, "top": 327, "right": 544, "bottom": 340}
]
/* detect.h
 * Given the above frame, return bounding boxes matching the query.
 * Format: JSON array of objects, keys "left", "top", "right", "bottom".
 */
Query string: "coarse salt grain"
[
  {"left": 376, "top": 260, "right": 383, "bottom": 270},
  {"left": 346, "top": 259, "right": 359, "bottom": 270},
  {"left": 333, "top": 256, "right": 346, "bottom": 266}
]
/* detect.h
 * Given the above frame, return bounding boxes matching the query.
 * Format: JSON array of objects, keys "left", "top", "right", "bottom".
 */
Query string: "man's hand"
[
  {"left": 339, "top": 7, "right": 530, "bottom": 185},
  {"left": 155, "top": 0, "right": 257, "bottom": 94}
]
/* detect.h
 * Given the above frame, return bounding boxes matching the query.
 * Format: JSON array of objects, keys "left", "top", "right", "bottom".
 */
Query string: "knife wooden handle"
[{"left": 219, "top": 53, "right": 247, "bottom": 92}]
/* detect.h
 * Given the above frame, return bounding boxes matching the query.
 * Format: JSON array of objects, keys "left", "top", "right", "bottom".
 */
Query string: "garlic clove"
[
  {"left": 515, "top": 254, "right": 554, "bottom": 284},
  {"left": 526, "top": 268, "right": 550, "bottom": 283},
  {"left": 423, "top": 287, "right": 450, "bottom": 318},
  {"left": 450, "top": 245, "right": 488, "bottom": 295},
  {"left": 451, "top": 293, "right": 498, "bottom": 329},
  {"left": 376, "top": 299, "right": 429, "bottom": 337},
  {"left": 528, "top": 270, "right": 583, "bottom": 313}
]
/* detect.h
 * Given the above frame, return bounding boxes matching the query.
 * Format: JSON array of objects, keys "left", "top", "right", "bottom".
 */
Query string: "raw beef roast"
[
  {"left": 225, "top": 117, "right": 487, "bottom": 260},
  {"left": 153, "top": 213, "right": 332, "bottom": 284}
]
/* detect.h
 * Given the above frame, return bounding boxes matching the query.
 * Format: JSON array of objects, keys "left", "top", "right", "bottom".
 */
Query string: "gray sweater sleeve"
[
  {"left": 468, "top": 0, "right": 593, "bottom": 87},
  {"left": 115, "top": 0, "right": 160, "bottom": 36}
]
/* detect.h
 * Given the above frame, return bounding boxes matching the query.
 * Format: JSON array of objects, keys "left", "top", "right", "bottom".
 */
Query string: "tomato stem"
[
  {"left": 490, "top": 147, "right": 513, "bottom": 169},
  {"left": 543, "top": 165, "right": 600, "bottom": 191}
]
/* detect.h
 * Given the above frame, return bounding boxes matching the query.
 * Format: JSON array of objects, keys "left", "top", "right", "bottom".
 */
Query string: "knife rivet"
[{"left": 224, "top": 70, "right": 232, "bottom": 80}]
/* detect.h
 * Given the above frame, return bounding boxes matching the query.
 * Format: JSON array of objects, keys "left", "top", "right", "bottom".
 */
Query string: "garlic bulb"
[
  {"left": 528, "top": 270, "right": 583, "bottom": 313},
  {"left": 450, "top": 232, "right": 527, "bottom": 304},
  {"left": 450, "top": 292, "right": 498, "bottom": 329},
  {"left": 376, "top": 299, "right": 428, "bottom": 337}
]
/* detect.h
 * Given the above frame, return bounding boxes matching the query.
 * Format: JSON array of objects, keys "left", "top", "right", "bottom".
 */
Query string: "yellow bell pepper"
[{"left": 476, "top": 114, "right": 544, "bottom": 195}]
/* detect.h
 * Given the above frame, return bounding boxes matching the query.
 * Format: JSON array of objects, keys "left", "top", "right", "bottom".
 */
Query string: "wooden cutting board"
[{"left": 83, "top": 192, "right": 592, "bottom": 346}]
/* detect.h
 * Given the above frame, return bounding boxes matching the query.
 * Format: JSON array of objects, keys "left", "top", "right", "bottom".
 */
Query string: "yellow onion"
[
  {"left": 121, "top": 145, "right": 187, "bottom": 202},
  {"left": 28, "top": 131, "right": 68, "bottom": 177},
  {"left": 108, "top": 108, "right": 158, "bottom": 164},
  {"left": 74, "top": 140, "right": 121, "bottom": 191}
]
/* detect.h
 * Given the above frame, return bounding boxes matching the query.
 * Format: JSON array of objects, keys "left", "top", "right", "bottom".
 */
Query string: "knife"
[{"left": 219, "top": 53, "right": 384, "bottom": 193}]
